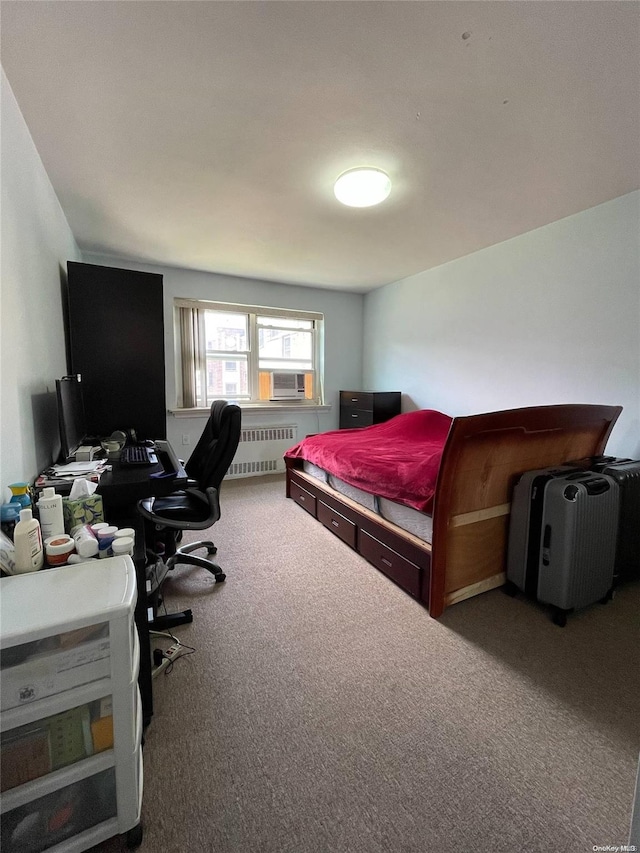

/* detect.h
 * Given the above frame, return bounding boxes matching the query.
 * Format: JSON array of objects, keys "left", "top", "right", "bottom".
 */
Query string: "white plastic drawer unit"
[
  {"left": 0, "top": 557, "right": 142, "bottom": 852},
  {"left": 1, "top": 558, "right": 136, "bottom": 710}
]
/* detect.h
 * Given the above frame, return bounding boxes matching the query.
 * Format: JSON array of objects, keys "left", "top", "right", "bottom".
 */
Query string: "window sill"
[{"left": 170, "top": 403, "right": 332, "bottom": 418}]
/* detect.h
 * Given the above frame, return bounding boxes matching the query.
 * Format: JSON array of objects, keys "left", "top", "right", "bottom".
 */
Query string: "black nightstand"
[{"left": 339, "top": 391, "right": 401, "bottom": 429}]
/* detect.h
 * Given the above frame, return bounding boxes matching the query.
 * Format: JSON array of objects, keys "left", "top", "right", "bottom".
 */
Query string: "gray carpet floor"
[{"left": 96, "top": 474, "right": 639, "bottom": 853}]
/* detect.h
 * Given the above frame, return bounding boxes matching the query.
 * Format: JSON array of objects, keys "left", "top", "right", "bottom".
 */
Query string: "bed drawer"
[
  {"left": 359, "top": 529, "right": 421, "bottom": 597},
  {"left": 317, "top": 501, "right": 356, "bottom": 549},
  {"left": 290, "top": 481, "right": 317, "bottom": 517}
]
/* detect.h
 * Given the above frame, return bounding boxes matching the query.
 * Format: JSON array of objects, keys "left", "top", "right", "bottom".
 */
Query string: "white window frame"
[{"left": 175, "top": 298, "right": 324, "bottom": 408}]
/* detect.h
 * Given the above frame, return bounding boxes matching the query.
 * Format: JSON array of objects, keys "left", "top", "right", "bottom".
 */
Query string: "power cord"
[
  {"left": 149, "top": 629, "right": 196, "bottom": 678},
  {"left": 146, "top": 551, "right": 197, "bottom": 677}
]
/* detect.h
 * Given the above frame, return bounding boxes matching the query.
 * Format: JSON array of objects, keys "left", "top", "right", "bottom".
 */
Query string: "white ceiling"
[{"left": 2, "top": 1, "right": 639, "bottom": 292}]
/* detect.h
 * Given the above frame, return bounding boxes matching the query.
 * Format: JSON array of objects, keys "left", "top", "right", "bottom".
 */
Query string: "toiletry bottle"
[
  {"left": 1, "top": 503, "right": 20, "bottom": 539},
  {"left": 112, "top": 536, "right": 134, "bottom": 558},
  {"left": 97, "top": 526, "right": 118, "bottom": 558},
  {"left": 44, "top": 534, "right": 75, "bottom": 566},
  {"left": 8, "top": 483, "right": 31, "bottom": 509},
  {"left": 13, "top": 508, "right": 44, "bottom": 572},
  {"left": 37, "top": 487, "right": 65, "bottom": 539},
  {"left": 70, "top": 523, "right": 99, "bottom": 558}
]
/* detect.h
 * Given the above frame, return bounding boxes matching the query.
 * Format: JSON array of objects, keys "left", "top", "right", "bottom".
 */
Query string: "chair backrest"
[{"left": 185, "top": 401, "right": 242, "bottom": 492}]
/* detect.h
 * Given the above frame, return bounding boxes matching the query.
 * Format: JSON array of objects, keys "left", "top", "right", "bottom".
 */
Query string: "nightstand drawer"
[
  {"left": 290, "top": 481, "right": 317, "bottom": 517},
  {"left": 340, "top": 391, "right": 374, "bottom": 409},
  {"left": 339, "top": 408, "right": 373, "bottom": 429},
  {"left": 318, "top": 501, "right": 357, "bottom": 548}
]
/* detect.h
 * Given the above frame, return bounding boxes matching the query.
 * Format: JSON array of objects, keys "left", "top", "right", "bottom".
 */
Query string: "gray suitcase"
[
  {"left": 537, "top": 471, "right": 618, "bottom": 625},
  {"left": 506, "top": 464, "right": 583, "bottom": 598}
]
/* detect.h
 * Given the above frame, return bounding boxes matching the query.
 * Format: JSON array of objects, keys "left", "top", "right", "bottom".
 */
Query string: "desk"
[
  {"left": 98, "top": 440, "right": 187, "bottom": 510},
  {"left": 97, "top": 440, "right": 188, "bottom": 728}
]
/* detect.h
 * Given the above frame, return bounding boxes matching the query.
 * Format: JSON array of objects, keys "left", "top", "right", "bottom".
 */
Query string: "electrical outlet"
[{"left": 181, "top": 433, "right": 190, "bottom": 445}]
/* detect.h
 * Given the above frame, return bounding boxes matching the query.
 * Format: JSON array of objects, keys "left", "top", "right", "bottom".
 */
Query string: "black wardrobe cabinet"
[{"left": 65, "top": 262, "right": 167, "bottom": 442}]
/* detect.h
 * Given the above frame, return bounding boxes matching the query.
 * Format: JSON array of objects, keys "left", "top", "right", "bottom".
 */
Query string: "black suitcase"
[{"left": 587, "top": 457, "right": 640, "bottom": 583}]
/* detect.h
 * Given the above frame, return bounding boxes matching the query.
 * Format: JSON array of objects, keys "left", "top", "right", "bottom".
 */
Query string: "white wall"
[
  {"left": 363, "top": 192, "right": 640, "bottom": 457},
  {"left": 0, "top": 69, "right": 82, "bottom": 490},
  {"left": 83, "top": 254, "right": 364, "bottom": 449}
]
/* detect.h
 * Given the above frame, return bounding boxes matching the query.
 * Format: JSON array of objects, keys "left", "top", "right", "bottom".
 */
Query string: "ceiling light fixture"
[{"left": 334, "top": 167, "right": 392, "bottom": 208}]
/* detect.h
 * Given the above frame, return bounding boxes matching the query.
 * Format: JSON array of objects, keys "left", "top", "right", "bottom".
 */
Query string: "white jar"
[
  {"left": 114, "top": 527, "right": 136, "bottom": 543},
  {"left": 112, "top": 536, "right": 134, "bottom": 557},
  {"left": 97, "top": 525, "right": 118, "bottom": 558},
  {"left": 45, "top": 534, "right": 75, "bottom": 566}
]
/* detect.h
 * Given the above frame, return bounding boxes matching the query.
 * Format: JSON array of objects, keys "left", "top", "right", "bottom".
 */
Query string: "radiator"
[{"left": 228, "top": 425, "right": 298, "bottom": 478}]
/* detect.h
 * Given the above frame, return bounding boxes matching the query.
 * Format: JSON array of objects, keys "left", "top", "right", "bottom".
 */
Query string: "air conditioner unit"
[{"left": 270, "top": 372, "right": 306, "bottom": 400}]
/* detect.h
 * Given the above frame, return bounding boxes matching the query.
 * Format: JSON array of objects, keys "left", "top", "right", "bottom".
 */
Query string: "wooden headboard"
[{"left": 429, "top": 404, "right": 622, "bottom": 617}]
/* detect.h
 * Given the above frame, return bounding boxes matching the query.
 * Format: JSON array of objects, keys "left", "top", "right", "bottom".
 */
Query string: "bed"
[{"left": 284, "top": 404, "right": 622, "bottom": 617}]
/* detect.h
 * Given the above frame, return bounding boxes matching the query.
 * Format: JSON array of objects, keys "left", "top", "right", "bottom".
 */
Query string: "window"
[{"left": 176, "top": 299, "right": 323, "bottom": 407}]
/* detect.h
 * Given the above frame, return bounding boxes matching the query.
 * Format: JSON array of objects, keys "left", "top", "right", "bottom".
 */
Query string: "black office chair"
[{"left": 138, "top": 401, "right": 241, "bottom": 627}]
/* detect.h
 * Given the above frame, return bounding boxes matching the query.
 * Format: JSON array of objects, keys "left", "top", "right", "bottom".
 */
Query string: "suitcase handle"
[
  {"left": 542, "top": 524, "right": 551, "bottom": 566},
  {"left": 562, "top": 473, "right": 610, "bottom": 495},
  {"left": 585, "top": 477, "right": 610, "bottom": 495}
]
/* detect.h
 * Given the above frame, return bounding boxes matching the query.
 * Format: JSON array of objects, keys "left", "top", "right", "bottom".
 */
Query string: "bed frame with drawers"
[{"left": 285, "top": 404, "right": 621, "bottom": 617}]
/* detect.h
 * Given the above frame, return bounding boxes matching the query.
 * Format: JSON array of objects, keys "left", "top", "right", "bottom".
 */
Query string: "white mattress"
[
  {"left": 328, "top": 473, "right": 378, "bottom": 512},
  {"left": 301, "top": 461, "right": 433, "bottom": 544}
]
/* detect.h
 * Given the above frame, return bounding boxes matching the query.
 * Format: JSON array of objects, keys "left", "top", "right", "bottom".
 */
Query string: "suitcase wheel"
[
  {"left": 503, "top": 580, "right": 519, "bottom": 598},
  {"left": 599, "top": 588, "right": 614, "bottom": 605},
  {"left": 551, "top": 607, "right": 569, "bottom": 628}
]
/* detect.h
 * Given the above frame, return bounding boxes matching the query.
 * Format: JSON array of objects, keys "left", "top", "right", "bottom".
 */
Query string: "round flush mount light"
[{"left": 334, "top": 167, "right": 392, "bottom": 208}]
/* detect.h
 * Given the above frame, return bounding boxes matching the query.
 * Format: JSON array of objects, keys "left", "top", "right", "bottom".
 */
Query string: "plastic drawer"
[
  {"left": 1, "top": 766, "right": 117, "bottom": 853},
  {"left": 1, "top": 693, "right": 116, "bottom": 792},
  {"left": 1, "top": 625, "right": 111, "bottom": 712}
]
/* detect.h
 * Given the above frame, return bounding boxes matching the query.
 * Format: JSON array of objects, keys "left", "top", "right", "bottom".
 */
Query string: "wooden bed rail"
[{"left": 428, "top": 403, "right": 622, "bottom": 617}]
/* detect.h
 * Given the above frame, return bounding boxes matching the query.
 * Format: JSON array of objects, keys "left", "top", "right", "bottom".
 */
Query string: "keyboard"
[{"left": 120, "top": 445, "right": 158, "bottom": 466}]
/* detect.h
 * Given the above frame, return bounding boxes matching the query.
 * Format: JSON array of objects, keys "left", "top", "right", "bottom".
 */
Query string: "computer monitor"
[{"left": 55, "top": 375, "right": 87, "bottom": 461}]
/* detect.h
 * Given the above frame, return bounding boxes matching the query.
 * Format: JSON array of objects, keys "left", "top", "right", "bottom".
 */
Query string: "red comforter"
[{"left": 284, "top": 409, "right": 453, "bottom": 513}]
